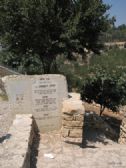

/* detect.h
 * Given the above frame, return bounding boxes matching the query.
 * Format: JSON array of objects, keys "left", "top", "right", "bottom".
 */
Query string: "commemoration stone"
[{"left": 2, "top": 75, "right": 68, "bottom": 132}]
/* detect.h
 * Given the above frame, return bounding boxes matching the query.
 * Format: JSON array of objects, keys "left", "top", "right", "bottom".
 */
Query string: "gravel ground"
[
  {"left": 35, "top": 133, "right": 126, "bottom": 168},
  {"left": 0, "top": 100, "right": 13, "bottom": 138}
]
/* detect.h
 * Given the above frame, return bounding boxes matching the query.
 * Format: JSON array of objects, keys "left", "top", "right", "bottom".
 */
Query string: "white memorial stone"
[{"left": 2, "top": 75, "right": 68, "bottom": 132}]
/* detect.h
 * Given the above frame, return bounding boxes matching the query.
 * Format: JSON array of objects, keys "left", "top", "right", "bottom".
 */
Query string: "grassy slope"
[
  {"left": 90, "top": 49, "right": 126, "bottom": 68},
  {"left": 59, "top": 48, "right": 126, "bottom": 91}
]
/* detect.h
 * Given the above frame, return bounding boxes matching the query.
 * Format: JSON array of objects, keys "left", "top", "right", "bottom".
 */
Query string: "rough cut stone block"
[
  {"left": 69, "top": 129, "right": 83, "bottom": 138},
  {"left": 62, "top": 120, "right": 72, "bottom": 127},
  {"left": 2, "top": 75, "right": 68, "bottom": 133},
  {"left": 62, "top": 99, "right": 85, "bottom": 115},
  {"left": 72, "top": 120, "right": 83, "bottom": 127},
  {"left": 63, "top": 114, "right": 73, "bottom": 121},
  {"left": 0, "top": 114, "right": 35, "bottom": 168},
  {"left": 74, "top": 115, "right": 84, "bottom": 121},
  {"left": 62, "top": 98, "right": 85, "bottom": 139},
  {"left": 61, "top": 128, "right": 70, "bottom": 138},
  {"left": 119, "top": 117, "right": 126, "bottom": 144},
  {"left": 63, "top": 136, "right": 82, "bottom": 143},
  {"left": 68, "top": 92, "right": 81, "bottom": 100},
  {"left": 63, "top": 120, "right": 83, "bottom": 127}
]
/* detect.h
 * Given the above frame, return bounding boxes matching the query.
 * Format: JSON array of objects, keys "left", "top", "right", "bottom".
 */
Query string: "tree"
[
  {"left": 81, "top": 66, "right": 126, "bottom": 116},
  {"left": 0, "top": 0, "right": 111, "bottom": 74},
  {"left": 74, "top": 0, "right": 111, "bottom": 54}
]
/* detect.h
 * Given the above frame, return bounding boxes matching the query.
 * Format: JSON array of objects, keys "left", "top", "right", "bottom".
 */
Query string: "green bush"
[
  {"left": 81, "top": 65, "right": 126, "bottom": 115},
  {"left": 0, "top": 51, "right": 43, "bottom": 74}
]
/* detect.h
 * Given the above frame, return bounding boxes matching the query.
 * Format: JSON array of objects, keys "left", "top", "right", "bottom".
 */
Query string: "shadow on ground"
[
  {"left": 82, "top": 111, "right": 122, "bottom": 148},
  {"left": 30, "top": 120, "right": 40, "bottom": 168},
  {"left": 0, "top": 134, "right": 11, "bottom": 143}
]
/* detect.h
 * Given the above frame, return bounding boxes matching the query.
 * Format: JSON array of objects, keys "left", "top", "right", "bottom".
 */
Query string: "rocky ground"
[
  {"left": 31, "top": 133, "right": 126, "bottom": 168},
  {"left": 1, "top": 98, "right": 126, "bottom": 168},
  {"left": 0, "top": 100, "right": 13, "bottom": 140},
  {"left": 83, "top": 102, "right": 123, "bottom": 121}
]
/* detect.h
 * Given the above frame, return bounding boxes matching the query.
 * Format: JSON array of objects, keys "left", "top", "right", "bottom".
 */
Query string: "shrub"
[{"left": 81, "top": 66, "right": 126, "bottom": 115}]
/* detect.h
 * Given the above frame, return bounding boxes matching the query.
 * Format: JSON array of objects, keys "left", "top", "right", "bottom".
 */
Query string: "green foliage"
[
  {"left": 0, "top": 50, "right": 43, "bottom": 74},
  {"left": 74, "top": 0, "right": 111, "bottom": 54},
  {"left": 81, "top": 65, "right": 126, "bottom": 115},
  {"left": 102, "top": 24, "right": 126, "bottom": 42},
  {"left": 0, "top": 0, "right": 111, "bottom": 73},
  {"left": 60, "top": 49, "right": 126, "bottom": 91},
  {"left": 0, "top": 0, "right": 67, "bottom": 73},
  {"left": 56, "top": 49, "right": 126, "bottom": 92},
  {"left": 0, "top": 93, "right": 8, "bottom": 101},
  {"left": 90, "top": 49, "right": 126, "bottom": 70},
  {"left": 56, "top": 56, "right": 83, "bottom": 91}
]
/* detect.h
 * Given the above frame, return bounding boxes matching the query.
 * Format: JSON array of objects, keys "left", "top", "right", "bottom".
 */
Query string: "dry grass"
[
  {"left": 0, "top": 94, "right": 8, "bottom": 101},
  {"left": 83, "top": 102, "right": 123, "bottom": 121}
]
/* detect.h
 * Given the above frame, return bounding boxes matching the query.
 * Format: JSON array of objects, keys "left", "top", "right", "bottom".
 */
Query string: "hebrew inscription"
[
  {"left": 32, "top": 79, "right": 58, "bottom": 115},
  {"left": 2, "top": 75, "right": 68, "bottom": 132}
]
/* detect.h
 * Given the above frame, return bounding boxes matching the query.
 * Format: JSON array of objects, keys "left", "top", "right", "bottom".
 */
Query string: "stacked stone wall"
[
  {"left": 62, "top": 96, "right": 85, "bottom": 141},
  {"left": 118, "top": 118, "right": 126, "bottom": 144}
]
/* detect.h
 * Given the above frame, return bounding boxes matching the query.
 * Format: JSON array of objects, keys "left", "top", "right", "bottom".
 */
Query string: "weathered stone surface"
[
  {"left": 119, "top": 117, "right": 126, "bottom": 144},
  {"left": 2, "top": 75, "right": 68, "bottom": 132},
  {"left": 63, "top": 113, "right": 84, "bottom": 121},
  {"left": 63, "top": 120, "right": 83, "bottom": 127},
  {"left": 74, "top": 115, "right": 84, "bottom": 121},
  {"left": 120, "top": 126, "right": 126, "bottom": 133},
  {"left": 61, "top": 128, "right": 70, "bottom": 138},
  {"left": 68, "top": 92, "right": 81, "bottom": 100},
  {"left": 69, "top": 128, "right": 83, "bottom": 138},
  {"left": 0, "top": 114, "right": 36, "bottom": 168},
  {"left": 0, "top": 65, "right": 19, "bottom": 94},
  {"left": 36, "top": 132, "right": 126, "bottom": 168},
  {"left": 62, "top": 98, "right": 85, "bottom": 139},
  {"left": 0, "top": 78, "right": 5, "bottom": 95},
  {"left": 63, "top": 114, "right": 73, "bottom": 121},
  {"left": 62, "top": 99, "right": 84, "bottom": 115}
]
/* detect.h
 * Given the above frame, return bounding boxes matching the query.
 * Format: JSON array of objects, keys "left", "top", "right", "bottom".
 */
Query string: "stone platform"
[{"left": 33, "top": 133, "right": 126, "bottom": 168}]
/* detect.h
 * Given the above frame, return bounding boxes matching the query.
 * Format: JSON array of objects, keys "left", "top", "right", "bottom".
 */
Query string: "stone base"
[
  {"left": 62, "top": 127, "right": 83, "bottom": 138},
  {"left": 62, "top": 97, "right": 85, "bottom": 140},
  {"left": 118, "top": 118, "right": 126, "bottom": 144},
  {"left": 0, "top": 114, "right": 37, "bottom": 168}
]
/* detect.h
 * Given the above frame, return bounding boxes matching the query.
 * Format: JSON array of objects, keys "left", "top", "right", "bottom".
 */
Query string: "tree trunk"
[
  {"left": 40, "top": 56, "right": 54, "bottom": 74},
  {"left": 100, "top": 105, "right": 105, "bottom": 116}
]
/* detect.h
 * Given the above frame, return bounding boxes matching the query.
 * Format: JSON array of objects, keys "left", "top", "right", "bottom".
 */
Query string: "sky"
[{"left": 103, "top": 0, "right": 126, "bottom": 26}]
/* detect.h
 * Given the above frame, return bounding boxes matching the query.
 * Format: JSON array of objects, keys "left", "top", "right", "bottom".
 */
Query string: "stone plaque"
[
  {"left": 32, "top": 80, "right": 58, "bottom": 115},
  {"left": 2, "top": 75, "right": 68, "bottom": 132}
]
